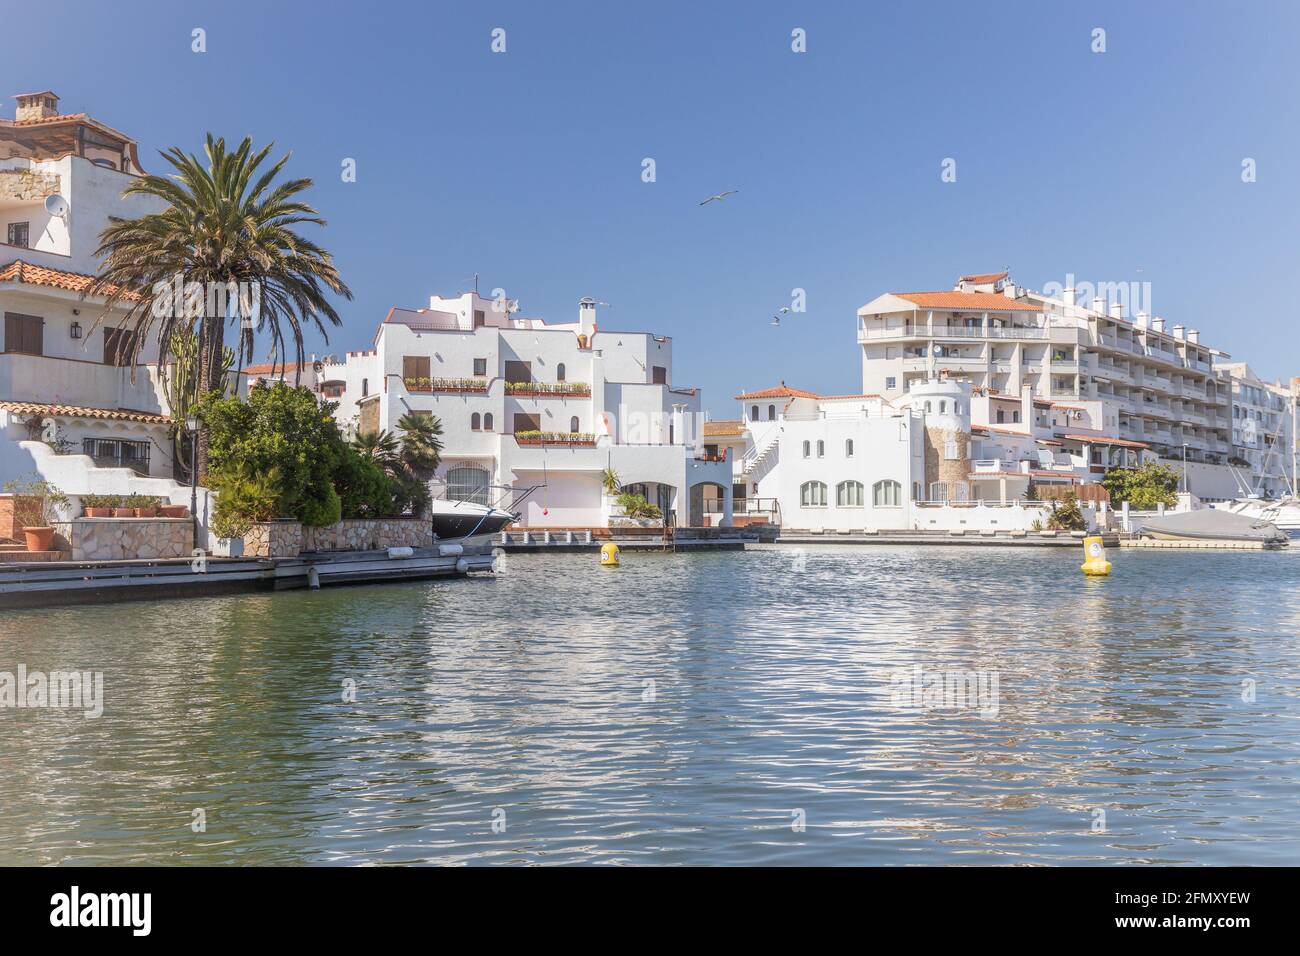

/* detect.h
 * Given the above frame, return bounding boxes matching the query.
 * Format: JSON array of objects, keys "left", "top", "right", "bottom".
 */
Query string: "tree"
[
  {"left": 88, "top": 135, "right": 352, "bottom": 481},
  {"left": 163, "top": 328, "right": 233, "bottom": 481},
  {"left": 351, "top": 429, "right": 403, "bottom": 474},
  {"left": 1101, "top": 462, "right": 1180, "bottom": 510},
  {"left": 394, "top": 412, "right": 444, "bottom": 518}
]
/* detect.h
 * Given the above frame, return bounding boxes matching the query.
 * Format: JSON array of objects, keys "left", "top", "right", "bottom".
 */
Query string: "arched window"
[
  {"left": 471, "top": 412, "right": 481, "bottom": 430},
  {"left": 939, "top": 400, "right": 947, "bottom": 413},
  {"left": 570, "top": 416, "right": 580, "bottom": 432},
  {"left": 361, "top": 378, "right": 368, "bottom": 397},
  {"left": 802, "top": 440, "right": 811, "bottom": 458},
  {"left": 483, "top": 413, "right": 493, "bottom": 431},
  {"left": 873, "top": 480, "right": 902, "bottom": 507},
  {"left": 447, "top": 464, "right": 491, "bottom": 505},
  {"left": 954, "top": 401, "right": 961, "bottom": 414},
  {"left": 837, "top": 480, "right": 864, "bottom": 507},
  {"left": 767, "top": 404, "right": 776, "bottom": 421},
  {"left": 556, "top": 363, "right": 566, "bottom": 382},
  {"left": 944, "top": 439, "right": 959, "bottom": 460},
  {"left": 816, "top": 440, "right": 825, "bottom": 458},
  {"left": 913, "top": 482, "right": 922, "bottom": 502},
  {"left": 925, "top": 401, "right": 932, "bottom": 413},
  {"left": 750, "top": 405, "right": 759, "bottom": 421},
  {"left": 928, "top": 481, "right": 949, "bottom": 503},
  {"left": 800, "top": 481, "right": 827, "bottom": 507},
  {"left": 1012, "top": 410, "right": 1021, "bottom": 423},
  {"left": 845, "top": 439, "right": 854, "bottom": 457},
  {"left": 996, "top": 409, "right": 1005, "bottom": 423}
]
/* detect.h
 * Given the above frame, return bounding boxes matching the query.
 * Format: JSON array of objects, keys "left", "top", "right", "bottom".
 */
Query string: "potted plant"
[
  {"left": 129, "top": 494, "right": 162, "bottom": 518},
  {"left": 81, "top": 493, "right": 117, "bottom": 518},
  {"left": 112, "top": 499, "right": 136, "bottom": 518},
  {"left": 2, "top": 477, "right": 68, "bottom": 552},
  {"left": 159, "top": 502, "right": 189, "bottom": 518}
]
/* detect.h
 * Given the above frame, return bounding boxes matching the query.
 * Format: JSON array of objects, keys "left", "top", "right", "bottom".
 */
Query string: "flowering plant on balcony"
[
  {"left": 505, "top": 381, "right": 591, "bottom": 396},
  {"left": 403, "top": 376, "right": 489, "bottom": 393},
  {"left": 514, "top": 430, "right": 596, "bottom": 445}
]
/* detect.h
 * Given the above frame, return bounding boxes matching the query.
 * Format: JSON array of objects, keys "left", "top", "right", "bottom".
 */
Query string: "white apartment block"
[
  {"left": 326, "top": 294, "right": 734, "bottom": 528},
  {"left": 1218, "top": 362, "right": 1298, "bottom": 499},
  {"left": 1, "top": 91, "right": 183, "bottom": 496},
  {"left": 857, "top": 270, "right": 1242, "bottom": 500}
]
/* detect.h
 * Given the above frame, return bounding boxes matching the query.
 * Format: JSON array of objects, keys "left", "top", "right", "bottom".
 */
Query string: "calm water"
[{"left": 3, "top": 544, "right": 1300, "bottom": 866}]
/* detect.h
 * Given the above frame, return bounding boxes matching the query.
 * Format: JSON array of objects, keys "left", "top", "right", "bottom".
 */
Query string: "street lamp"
[
  {"left": 1181, "top": 443, "right": 1190, "bottom": 494},
  {"left": 186, "top": 415, "right": 201, "bottom": 552}
]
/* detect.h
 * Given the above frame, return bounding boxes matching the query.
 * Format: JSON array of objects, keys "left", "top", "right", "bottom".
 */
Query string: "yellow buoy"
[
  {"left": 600, "top": 542, "right": 620, "bottom": 567},
  {"left": 1080, "top": 535, "right": 1111, "bottom": 576}
]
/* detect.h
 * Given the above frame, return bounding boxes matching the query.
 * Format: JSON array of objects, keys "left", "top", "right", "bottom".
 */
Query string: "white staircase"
[{"left": 738, "top": 430, "right": 780, "bottom": 479}]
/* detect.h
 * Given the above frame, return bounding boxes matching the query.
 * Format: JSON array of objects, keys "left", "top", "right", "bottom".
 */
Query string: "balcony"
[
  {"left": 0, "top": 352, "right": 168, "bottom": 414},
  {"left": 858, "top": 324, "right": 1046, "bottom": 342},
  {"left": 403, "top": 376, "right": 489, "bottom": 394},
  {"left": 505, "top": 381, "right": 592, "bottom": 398}
]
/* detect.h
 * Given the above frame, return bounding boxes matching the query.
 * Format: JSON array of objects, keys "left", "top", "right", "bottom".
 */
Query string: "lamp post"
[
  {"left": 1181, "top": 443, "right": 1189, "bottom": 494},
  {"left": 186, "top": 415, "right": 200, "bottom": 552}
]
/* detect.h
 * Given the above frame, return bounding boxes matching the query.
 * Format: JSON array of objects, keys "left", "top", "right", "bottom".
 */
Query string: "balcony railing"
[
  {"left": 403, "top": 376, "right": 489, "bottom": 393},
  {"left": 505, "top": 381, "right": 592, "bottom": 397},
  {"left": 859, "top": 325, "right": 1047, "bottom": 341}
]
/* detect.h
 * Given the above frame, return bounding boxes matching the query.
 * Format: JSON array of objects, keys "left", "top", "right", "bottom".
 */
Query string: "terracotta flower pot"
[
  {"left": 135, "top": 507, "right": 159, "bottom": 518},
  {"left": 112, "top": 508, "right": 135, "bottom": 518},
  {"left": 85, "top": 507, "right": 112, "bottom": 518},
  {"left": 159, "top": 505, "right": 188, "bottom": 518},
  {"left": 23, "top": 527, "right": 54, "bottom": 552}
]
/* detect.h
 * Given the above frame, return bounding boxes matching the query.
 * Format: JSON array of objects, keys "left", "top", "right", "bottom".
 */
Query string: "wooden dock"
[
  {"left": 1118, "top": 538, "right": 1282, "bottom": 551},
  {"left": 775, "top": 530, "right": 1113, "bottom": 548},
  {"left": 0, "top": 546, "right": 495, "bottom": 609}
]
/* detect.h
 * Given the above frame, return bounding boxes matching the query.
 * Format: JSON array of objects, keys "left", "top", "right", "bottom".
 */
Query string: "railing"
[
  {"left": 505, "top": 381, "right": 592, "bottom": 396},
  {"left": 82, "top": 438, "right": 151, "bottom": 476},
  {"left": 694, "top": 447, "right": 730, "bottom": 462},
  {"left": 403, "top": 376, "right": 489, "bottom": 393},
  {"left": 859, "top": 325, "right": 1047, "bottom": 340},
  {"left": 513, "top": 431, "right": 597, "bottom": 446}
]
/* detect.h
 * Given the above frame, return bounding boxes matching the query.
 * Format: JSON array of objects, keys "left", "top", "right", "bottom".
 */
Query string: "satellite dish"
[{"left": 44, "top": 194, "right": 69, "bottom": 219}]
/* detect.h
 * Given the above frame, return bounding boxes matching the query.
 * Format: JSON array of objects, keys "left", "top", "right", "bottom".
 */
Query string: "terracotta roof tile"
[
  {"left": 735, "top": 382, "right": 820, "bottom": 400},
  {"left": 0, "top": 259, "right": 139, "bottom": 300},
  {"left": 1061, "top": 433, "right": 1148, "bottom": 449},
  {"left": 703, "top": 420, "right": 745, "bottom": 437},
  {"left": 0, "top": 401, "right": 170, "bottom": 424},
  {"left": 958, "top": 271, "right": 1009, "bottom": 284},
  {"left": 241, "top": 362, "right": 303, "bottom": 375},
  {"left": 892, "top": 291, "right": 1041, "bottom": 313}
]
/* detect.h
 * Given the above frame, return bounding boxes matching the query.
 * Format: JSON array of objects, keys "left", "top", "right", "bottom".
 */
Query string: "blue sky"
[{"left": 5, "top": 0, "right": 1298, "bottom": 414}]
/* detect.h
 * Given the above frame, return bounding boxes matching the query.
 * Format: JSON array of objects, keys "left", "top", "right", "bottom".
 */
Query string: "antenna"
[{"left": 44, "top": 194, "right": 69, "bottom": 219}]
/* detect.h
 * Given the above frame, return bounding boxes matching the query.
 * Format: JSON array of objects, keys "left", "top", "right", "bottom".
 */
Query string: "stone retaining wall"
[
  {"left": 242, "top": 521, "right": 303, "bottom": 558},
  {"left": 52, "top": 518, "right": 193, "bottom": 561},
  {"left": 301, "top": 519, "right": 433, "bottom": 552}
]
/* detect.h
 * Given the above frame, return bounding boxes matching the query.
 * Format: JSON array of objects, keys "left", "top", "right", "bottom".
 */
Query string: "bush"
[
  {"left": 616, "top": 491, "right": 662, "bottom": 520},
  {"left": 1101, "top": 462, "right": 1180, "bottom": 510},
  {"left": 1046, "top": 492, "right": 1086, "bottom": 531},
  {"left": 210, "top": 467, "right": 284, "bottom": 539},
  {"left": 333, "top": 446, "right": 396, "bottom": 519}
]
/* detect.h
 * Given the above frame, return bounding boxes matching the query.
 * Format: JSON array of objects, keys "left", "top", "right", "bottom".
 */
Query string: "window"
[
  {"left": 816, "top": 440, "right": 824, "bottom": 458},
  {"left": 473, "top": 309, "right": 486, "bottom": 328},
  {"left": 939, "top": 400, "right": 947, "bottom": 413},
  {"left": 802, "top": 440, "right": 811, "bottom": 458},
  {"left": 767, "top": 404, "right": 776, "bottom": 421},
  {"left": 320, "top": 381, "right": 345, "bottom": 398},
  {"left": 750, "top": 405, "right": 759, "bottom": 421},
  {"left": 483, "top": 413, "right": 493, "bottom": 431},
  {"left": 504, "top": 360, "right": 531, "bottom": 382},
  {"left": 651, "top": 366, "right": 667, "bottom": 384},
  {"left": 873, "top": 480, "right": 902, "bottom": 507},
  {"left": 570, "top": 416, "right": 580, "bottom": 433},
  {"left": 845, "top": 439, "right": 854, "bottom": 457},
  {"left": 361, "top": 378, "right": 368, "bottom": 397},
  {"left": 996, "top": 409, "right": 1005, "bottom": 424},
  {"left": 928, "top": 481, "right": 948, "bottom": 503},
  {"left": 513, "top": 413, "right": 541, "bottom": 433},
  {"left": 556, "top": 363, "right": 566, "bottom": 382},
  {"left": 471, "top": 412, "right": 481, "bottom": 430},
  {"left": 447, "top": 464, "right": 491, "bottom": 505},
  {"left": 403, "top": 355, "right": 430, "bottom": 381},
  {"left": 913, "top": 482, "right": 922, "bottom": 502},
  {"left": 885, "top": 377, "right": 896, "bottom": 390},
  {"left": 473, "top": 357, "right": 487, "bottom": 377},
  {"left": 6, "top": 222, "right": 29, "bottom": 248},
  {"left": 800, "top": 481, "right": 827, "bottom": 507},
  {"left": 837, "top": 480, "right": 864, "bottom": 507},
  {"left": 3, "top": 312, "right": 43, "bottom": 355},
  {"left": 944, "top": 439, "right": 959, "bottom": 460},
  {"left": 82, "top": 438, "right": 150, "bottom": 476},
  {"left": 1012, "top": 410, "right": 1021, "bottom": 423},
  {"left": 925, "top": 401, "right": 932, "bottom": 413}
]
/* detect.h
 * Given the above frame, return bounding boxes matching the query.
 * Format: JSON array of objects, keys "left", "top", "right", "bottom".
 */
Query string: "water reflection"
[{"left": 2, "top": 545, "right": 1298, "bottom": 864}]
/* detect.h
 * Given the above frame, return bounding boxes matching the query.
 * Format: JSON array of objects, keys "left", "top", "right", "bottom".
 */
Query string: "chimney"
[
  {"left": 578, "top": 296, "right": 597, "bottom": 338},
  {"left": 1108, "top": 302, "right": 1124, "bottom": 321},
  {"left": 1091, "top": 296, "right": 1106, "bottom": 315},
  {"left": 1152, "top": 316, "right": 1166, "bottom": 333},
  {"left": 1062, "top": 287, "right": 1075, "bottom": 307},
  {"left": 13, "top": 90, "right": 59, "bottom": 122},
  {"left": 1172, "top": 324, "right": 1185, "bottom": 339},
  {"left": 1135, "top": 311, "right": 1149, "bottom": 329},
  {"left": 1187, "top": 329, "right": 1200, "bottom": 344}
]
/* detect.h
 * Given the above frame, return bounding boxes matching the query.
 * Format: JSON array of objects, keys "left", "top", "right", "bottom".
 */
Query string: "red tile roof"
[
  {"left": 818, "top": 393, "right": 884, "bottom": 401},
  {"left": 0, "top": 400, "right": 170, "bottom": 424},
  {"left": 734, "top": 382, "right": 820, "bottom": 400},
  {"left": 703, "top": 420, "right": 745, "bottom": 437},
  {"left": 241, "top": 363, "right": 303, "bottom": 375},
  {"left": 958, "top": 271, "right": 1009, "bottom": 284},
  {"left": 1061, "top": 434, "right": 1148, "bottom": 449},
  {"left": 0, "top": 259, "right": 139, "bottom": 300},
  {"left": 892, "top": 291, "right": 1041, "bottom": 313}
]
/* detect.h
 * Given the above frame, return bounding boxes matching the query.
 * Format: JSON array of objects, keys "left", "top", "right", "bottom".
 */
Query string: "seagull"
[
  {"left": 699, "top": 189, "right": 739, "bottom": 206},
  {"left": 771, "top": 307, "right": 790, "bottom": 326}
]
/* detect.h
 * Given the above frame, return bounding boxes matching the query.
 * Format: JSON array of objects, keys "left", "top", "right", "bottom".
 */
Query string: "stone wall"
[
  {"left": 0, "top": 168, "right": 61, "bottom": 202},
  {"left": 242, "top": 521, "right": 303, "bottom": 558},
  {"left": 301, "top": 519, "right": 433, "bottom": 553},
  {"left": 52, "top": 518, "right": 193, "bottom": 561},
  {"left": 924, "top": 425, "right": 971, "bottom": 494}
]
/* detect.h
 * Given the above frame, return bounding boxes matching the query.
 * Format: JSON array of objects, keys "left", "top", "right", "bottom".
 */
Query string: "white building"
[
  {"left": 1218, "top": 362, "right": 1298, "bottom": 499},
  {"left": 857, "top": 270, "right": 1240, "bottom": 500},
  {"left": 328, "top": 293, "right": 733, "bottom": 528},
  {"left": 1, "top": 91, "right": 183, "bottom": 495}
]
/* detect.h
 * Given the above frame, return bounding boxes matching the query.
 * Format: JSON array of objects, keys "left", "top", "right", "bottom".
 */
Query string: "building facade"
[
  {"left": 327, "top": 294, "right": 733, "bottom": 528},
  {"left": 1218, "top": 362, "right": 1297, "bottom": 499}
]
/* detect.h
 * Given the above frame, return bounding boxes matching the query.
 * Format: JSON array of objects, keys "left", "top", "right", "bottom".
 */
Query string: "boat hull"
[{"left": 429, "top": 507, "right": 514, "bottom": 542}]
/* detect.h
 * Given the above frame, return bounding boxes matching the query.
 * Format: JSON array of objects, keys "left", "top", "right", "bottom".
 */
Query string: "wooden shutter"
[
  {"left": 402, "top": 355, "right": 430, "bottom": 380},
  {"left": 4, "top": 313, "right": 43, "bottom": 355}
]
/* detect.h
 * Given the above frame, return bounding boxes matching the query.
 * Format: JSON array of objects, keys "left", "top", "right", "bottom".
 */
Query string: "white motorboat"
[
  {"left": 428, "top": 498, "right": 516, "bottom": 542},
  {"left": 1213, "top": 497, "right": 1300, "bottom": 539},
  {"left": 1141, "top": 509, "right": 1289, "bottom": 547}
]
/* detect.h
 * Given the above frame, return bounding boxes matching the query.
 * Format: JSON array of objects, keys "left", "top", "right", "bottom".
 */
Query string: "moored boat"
[{"left": 1140, "top": 509, "right": 1289, "bottom": 547}]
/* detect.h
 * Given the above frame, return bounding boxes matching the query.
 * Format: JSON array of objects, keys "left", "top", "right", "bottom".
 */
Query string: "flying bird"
[
  {"left": 699, "top": 189, "right": 739, "bottom": 206},
  {"left": 771, "top": 307, "right": 791, "bottom": 326}
]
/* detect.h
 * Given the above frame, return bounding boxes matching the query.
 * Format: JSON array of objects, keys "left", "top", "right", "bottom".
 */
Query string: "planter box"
[
  {"left": 0, "top": 495, "right": 43, "bottom": 540},
  {"left": 515, "top": 437, "right": 596, "bottom": 447},
  {"left": 243, "top": 521, "right": 304, "bottom": 558},
  {"left": 505, "top": 386, "right": 591, "bottom": 398},
  {"left": 51, "top": 518, "right": 192, "bottom": 561}
]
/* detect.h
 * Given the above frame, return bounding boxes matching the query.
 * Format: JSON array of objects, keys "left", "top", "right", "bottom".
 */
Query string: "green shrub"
[
  {"left": 210, "top": 467, "right": 284, "bottom": 539},
  {"left": 1101, "top": 462, "right": 1180, "bottom": 510},
  {"left": 334, "top": 446, "right": 396, "bottom": 519},
  {"left": 616, "top": 491, "right": 662, "bottom": 520}
]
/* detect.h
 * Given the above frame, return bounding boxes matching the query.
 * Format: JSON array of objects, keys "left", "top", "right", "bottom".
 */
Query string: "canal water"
[{"left": 3, "top": 544, "right": 1299, "bottom": 865}]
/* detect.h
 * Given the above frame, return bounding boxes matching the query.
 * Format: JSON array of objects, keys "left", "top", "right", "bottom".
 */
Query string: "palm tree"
[
  {"left": 87, "top": 134, "right": 352, "bottom": 480},
  {"left": 397, "top": 412, "right": 443, "bottom": 481},
  {"left": 351, "top": 429, "right": 403, "bottom": 474}
]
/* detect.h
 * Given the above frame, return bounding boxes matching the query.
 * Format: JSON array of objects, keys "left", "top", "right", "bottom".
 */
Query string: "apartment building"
[
  {"left": 0, "top": 91, "right": 178, "bottom": 490},
  {"left": 857, "top": 270, "right": 1240, "bottom": 499},
  {"left": 328, "top": 293, "right": 733, "bottom": 527},
  {"left": 1218, "top": 362, "right": 1297, "bottom": 499}
]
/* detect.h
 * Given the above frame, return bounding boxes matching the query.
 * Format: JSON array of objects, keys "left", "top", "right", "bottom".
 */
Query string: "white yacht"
[{"left": 1213, "top": 497, "right": 1300, "bottom": 539}]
